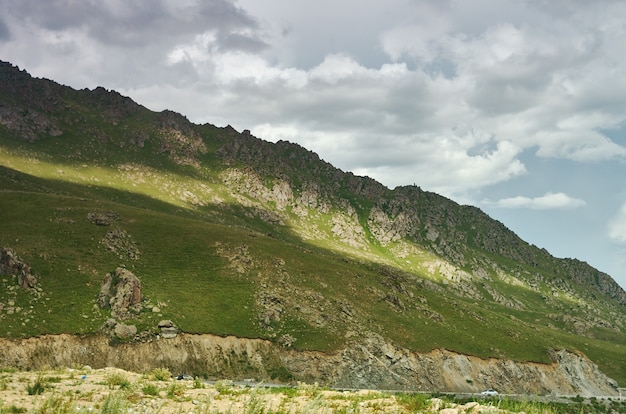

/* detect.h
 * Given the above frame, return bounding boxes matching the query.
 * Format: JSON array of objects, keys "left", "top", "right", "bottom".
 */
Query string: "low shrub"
[
  {"left": 193, "top": 376, "right": 204, "bottom": 389},
  {"left": 99, "top": 393, "right": 128, "bottom": 414},
  {"left": 142, "top": 383, "right": 159, "bottom": 396},
  {"left": 25, "top": 376, "right": 46, "bottom": 395},
  {"left": 166, "top": 382, "right": 187, "bottom": 398},
  {"left": 395, "top": 392, "right": 431, "bottom": 412},
  {"left": 149, "top": 367, "right": 171, "bottom": 381},
  {"left": 104, "top": 372, "right": 130, "bottom": 390},
  {"left": 0, "top": 403, "right": 27, "bottom": 413},
  {"left": 33, "top": 394, "right": 74, "bottom": 414}
]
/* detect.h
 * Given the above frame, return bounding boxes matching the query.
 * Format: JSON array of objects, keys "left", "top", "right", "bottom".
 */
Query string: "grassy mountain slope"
[{"left": 1, "top": 61, "right": 625, "bottom": 385}]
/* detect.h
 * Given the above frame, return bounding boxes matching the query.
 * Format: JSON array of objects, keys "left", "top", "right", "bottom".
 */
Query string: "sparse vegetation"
[
  {"left": 395, "top": 392, "right": 431, "bottom": 412},
  {"left": 2, "top": 368, "right": 626, "bottom": 413},
  {"left": 25, "top": 376, "right": 46, "bottom": 396},
  {"left": 148, "top": 367, "right": 171, "bottom": 382},
  {"left": 0, "top": 404, "right": 27, "bottom": 414},
  {"left": 98, "top": 393, "right": 128, "bottom": 414},
  {"left": 193, "top": 376, "right": 205, "bottom": 389},
  {"left": 103, "top": 372, "right": 130, "bottom": 390},
  {"left": 166, "top": 382, "right": 186, "bottom": 398},
  {"left": 141, "top": 383, "right": 159, "bottom": 396}
]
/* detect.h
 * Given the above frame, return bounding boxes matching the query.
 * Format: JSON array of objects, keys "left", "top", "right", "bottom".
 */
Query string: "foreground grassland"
[{"left": 0, "top": 367, "right": 624, "bottom": 414}]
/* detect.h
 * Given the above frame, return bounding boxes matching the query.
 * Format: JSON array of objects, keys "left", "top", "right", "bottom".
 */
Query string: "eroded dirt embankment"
[{"left": 0, "top": 333, "right": 618, "bottom": 397}]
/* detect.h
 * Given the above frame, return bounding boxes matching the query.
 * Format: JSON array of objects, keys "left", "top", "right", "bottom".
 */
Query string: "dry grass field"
[
  {"left": 0, "top": 366, "right": 518, "bottom": 413},
  {"left": 1, "top": 366, "right": 622, "bottom": 413},
  {"left": 0, "top": 366, "right": 427, "bottom": 413}
]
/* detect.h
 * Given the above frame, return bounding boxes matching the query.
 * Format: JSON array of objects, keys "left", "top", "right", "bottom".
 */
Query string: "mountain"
[{"left": 0, "top": 61, "right": 624, "bottom": 394}]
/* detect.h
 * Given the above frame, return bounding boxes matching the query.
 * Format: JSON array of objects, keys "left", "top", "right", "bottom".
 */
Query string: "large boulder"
[
  {"left": 97, "top": 267, "right": 142, "bottom": 320},
  {"left": 113, "top": 322, "right": 138, "bottom": 339}
]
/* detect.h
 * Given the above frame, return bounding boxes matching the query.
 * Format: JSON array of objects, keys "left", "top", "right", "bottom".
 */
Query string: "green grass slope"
[{"left": 0, "top": 61, "right": 625, "bottom": 385}]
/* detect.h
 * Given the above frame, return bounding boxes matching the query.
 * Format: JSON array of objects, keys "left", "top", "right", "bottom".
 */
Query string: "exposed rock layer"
[{"left": 0, "top": 333, "right": 617, "bottom": 397}]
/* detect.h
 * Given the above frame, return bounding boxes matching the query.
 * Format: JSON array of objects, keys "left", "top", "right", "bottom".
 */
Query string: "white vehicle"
[{"left": 480, "top": 389, "right": 499, "bottom": 396}]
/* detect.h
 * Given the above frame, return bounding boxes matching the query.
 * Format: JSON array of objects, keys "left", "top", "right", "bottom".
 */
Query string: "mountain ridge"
[
  {"left": 1, "top": 60, "right": 625, "bottom": 391},
  {"left": 214, "top": 126, "right": 625, "bottom": 304}
]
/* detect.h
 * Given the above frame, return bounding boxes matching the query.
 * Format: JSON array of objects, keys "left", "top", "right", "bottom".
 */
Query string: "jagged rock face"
[
  {"left": 97, "top": 267, "right": 142, "bottom": 320},
  {"left": 0, "top": 62, "right": 141, "bottom": 143},
  {"left": 0, "top": 247, "right": 37, "bottom": 290},
  {"left": 0, "top": 103, "right": 62, "bottom": 141},
  {"left": 0, "top": 63, "right": 63, "bottom": 141},
  {"left": 285, "top": 334, "right": 619, "bottom": 396},
  {"left": 219, "top": 138, "right": 626, "bottom": 316}
]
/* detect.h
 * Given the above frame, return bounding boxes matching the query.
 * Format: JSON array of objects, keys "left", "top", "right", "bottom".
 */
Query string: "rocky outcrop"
[
  {"left": 100, "top": 318, "right": 137, "bottom": 339},
  {"left": 87, "top": 211, "right": 121, "bottom": 226},
  {"left": 100, "top": 228, "right": 140, "bottom": 260},
  {"left": 284, "top": 334, "right": 619, "bottom": 397},
  {"left": 0, "top": 333, "right": 617, "bottom": 397},
  {"left": 0, "top": 103, "right": 62, "bottom": 141},
  {"left": 158, "top": 320, "right": 178, "bottom": 339},
  {"left": 0, "top": 247, "right": 37, "bottom": 290},
  {"left": 97, "top": 267, "right": 142, "bottom": 320}
]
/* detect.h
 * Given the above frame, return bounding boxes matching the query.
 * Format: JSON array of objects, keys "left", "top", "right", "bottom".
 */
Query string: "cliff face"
[{"left": 0, "top": 333, "right": 618, "bottom": 397}]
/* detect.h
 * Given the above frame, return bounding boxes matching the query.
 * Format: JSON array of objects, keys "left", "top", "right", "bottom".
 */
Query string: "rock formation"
[
  {"left": 100, "top": 228, "right": 140, "bottom": 260},
  {"left": 97, "top": 267, "right": 142, "bottom": 320},
  {"left": 158, "top": 320, "right": 178, "bottom": 339},
  {"left": 87, "top": 211, "right": 121, "bottom": 226},
  {"left": 0, "top": 247, "right": 37, "bottom": 290}
]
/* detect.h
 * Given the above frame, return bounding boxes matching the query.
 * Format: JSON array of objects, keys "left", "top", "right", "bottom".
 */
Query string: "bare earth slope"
[{"left": 0, "top": 333, "right": 618, "bottom": 397}]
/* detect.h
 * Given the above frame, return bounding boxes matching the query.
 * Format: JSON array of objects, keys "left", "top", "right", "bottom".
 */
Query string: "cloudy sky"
[{"left": 1, "top": 0, "right": 626, "bottom": 289}]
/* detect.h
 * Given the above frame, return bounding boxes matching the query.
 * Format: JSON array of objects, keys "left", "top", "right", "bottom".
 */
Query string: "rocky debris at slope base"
[
  {"left": 0, "top": 333, "right": 618, "bottom": 397},
  {"left": 113, "top": 322, "right": 138, "bottom": 339}
]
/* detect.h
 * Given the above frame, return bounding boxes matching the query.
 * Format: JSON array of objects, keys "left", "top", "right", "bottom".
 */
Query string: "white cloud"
[
  {"left": 376, "top": 4, "right": 626, "bottom": 166},
  {"left": 609, "top": 203, "right": 626, "bottom": 243},
  {"left": 487, "top": 192, "right": 587, "bottom": 210},
  {"left": 2, "top": 0, "right": 626, "bottom": 287},
  {"left": 167, "top": 31, "right": 218, "bottom": 66},
  {"left": 5, "top": 0, "right": 626, "bottom": 197},
  {"left": 534, "top": 130, "right": 626, "bottom": 161},
  {"left": 381, "top": 15, "right": 451, "bottom": 63}
]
